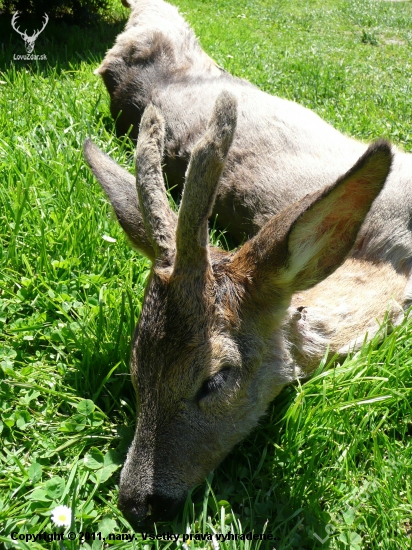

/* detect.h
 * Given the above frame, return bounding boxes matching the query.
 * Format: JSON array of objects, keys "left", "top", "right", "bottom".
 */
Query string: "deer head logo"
[{"left": 11, "top": 11, "right": 49, "bottom": 54}]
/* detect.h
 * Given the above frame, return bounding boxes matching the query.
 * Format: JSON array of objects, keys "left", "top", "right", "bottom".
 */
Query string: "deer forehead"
[
  {"left": 131, "top": 269, "right": 244, "bottom": 389},
  {"left": 139, "top": 255, "right": 247, "bottom": 329}
]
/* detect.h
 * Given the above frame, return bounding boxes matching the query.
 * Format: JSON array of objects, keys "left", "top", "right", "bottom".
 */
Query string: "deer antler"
[
  {"left": 11, "top": 11, "right": 28, "bottom": 40},
  {"left": 174, "top": 91, "right": 237, "bottom": 272},
  {"left": 32, "top": 13, "right": 49, "bottom": 40}
]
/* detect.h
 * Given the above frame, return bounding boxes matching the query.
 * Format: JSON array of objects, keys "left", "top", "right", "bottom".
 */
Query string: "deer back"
[{"left": 94, "top": 0, "right": 412, "bottom": 271}]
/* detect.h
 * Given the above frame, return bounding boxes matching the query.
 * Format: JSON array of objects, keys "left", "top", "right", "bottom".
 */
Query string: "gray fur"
[
  {"left": 91, "top": 0, "right": 412, "bottom": 272},
  {"left": 83, "top": 139, "right": 154, "bottom": 259}
]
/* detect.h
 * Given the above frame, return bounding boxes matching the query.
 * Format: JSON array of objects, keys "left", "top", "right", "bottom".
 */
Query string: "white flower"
[
  {"left": 51, "top": 505, "right": 72, "bottom": 527},
  {"left": 102, "top": 234, "right": 116, "bottom": 243}
]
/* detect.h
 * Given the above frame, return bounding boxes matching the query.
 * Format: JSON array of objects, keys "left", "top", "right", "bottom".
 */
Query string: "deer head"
[
  {"left": 84, "top": 92, "right": 392, "bottom": 529},
  {"left": 11, "top": 12, "right": 49, "bottom": 54}
]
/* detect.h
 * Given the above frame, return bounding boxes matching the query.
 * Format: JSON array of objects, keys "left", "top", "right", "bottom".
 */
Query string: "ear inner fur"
[{"left": 232, "top": 140, "right": 392, "bottom": 295}]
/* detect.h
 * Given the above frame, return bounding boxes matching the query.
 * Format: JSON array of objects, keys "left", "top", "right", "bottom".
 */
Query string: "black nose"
[
  {"left": 118, "top": 494, "right": 185, "bottom": 531},
  {"left": 118, "top": 497, "right": 149, "bottom": 531}
]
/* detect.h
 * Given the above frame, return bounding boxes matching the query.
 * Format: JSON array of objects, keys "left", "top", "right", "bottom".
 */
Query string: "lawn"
[{"left": 1, "top": 0, "right": 412, "bottom": 549}]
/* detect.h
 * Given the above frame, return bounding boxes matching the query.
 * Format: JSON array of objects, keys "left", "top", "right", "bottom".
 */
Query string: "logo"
[{"left": 11, "top": 11, "right": 49, "bottom": 58}]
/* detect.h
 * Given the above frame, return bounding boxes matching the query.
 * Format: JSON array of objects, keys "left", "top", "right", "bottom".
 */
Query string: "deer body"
[
  {"left": 84, "top": 0, "right": 412, "bottom": 531},
  {"left": 95, "top": 0, "right": 412, "bottom": 272}
]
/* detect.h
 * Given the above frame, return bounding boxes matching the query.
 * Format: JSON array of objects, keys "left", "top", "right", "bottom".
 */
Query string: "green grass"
[{"left": 1, "top": 0, "right": 412, "bottom": 548}]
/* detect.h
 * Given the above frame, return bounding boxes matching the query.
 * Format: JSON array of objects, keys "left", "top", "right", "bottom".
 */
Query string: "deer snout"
[
  {"left": 118, "top": 493, "right": 185, "bottom": 530},
  {"left": 117, "top": 495, "right": 148, "bottom": 531}
]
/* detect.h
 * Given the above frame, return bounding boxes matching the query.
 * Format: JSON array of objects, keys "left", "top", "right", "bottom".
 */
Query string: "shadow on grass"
[{"left": 0, "top": 12, "right": 126, "bottom": 73}]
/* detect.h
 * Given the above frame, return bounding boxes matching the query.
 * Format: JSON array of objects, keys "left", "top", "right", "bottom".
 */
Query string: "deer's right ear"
[
  {"left": 233, "top": 140, "right": 392, "bottom": 297},
  {"left": 83, "top": 139, "right": 155, "bottom": 261}
]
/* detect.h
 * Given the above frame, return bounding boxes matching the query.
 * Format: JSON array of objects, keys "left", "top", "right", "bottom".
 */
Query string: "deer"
[
  {"left": 92, "top": 0, "right": 412, "bottom": 274},
  {"left": 84, "top": 91, "right": 411, "bottom": 530},
  {"left": 85, "top": 0, "right": 412, "bottom": 530},
  {"left": 11, "top": 11, "right": 49, "bottom": 54}
]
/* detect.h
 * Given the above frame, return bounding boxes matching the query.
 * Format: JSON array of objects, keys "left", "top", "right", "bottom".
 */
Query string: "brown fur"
[
  {"left": 84, "top": 92, "right": 409, "bottom": 530},
  {"left": 286, "top": 259, "right": 407, "bottom": 370},
  {"left": 83, "top": 0, "right": 412, "bottom": 530}
]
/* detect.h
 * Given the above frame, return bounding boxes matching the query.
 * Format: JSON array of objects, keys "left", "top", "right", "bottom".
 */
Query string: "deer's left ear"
[
  {"left": 232, "top": 140, "right": 392, "bottom": 294},
  {"left": 83, "top": 139, "right": 155, "bottom": 260}
]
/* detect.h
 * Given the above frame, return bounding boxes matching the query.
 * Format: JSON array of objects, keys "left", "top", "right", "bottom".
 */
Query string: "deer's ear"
[
  {"left": 233, "top": 140, "right": 392, "bottom": 294},
  {"left": 83, "top": 139, "right": 155, "bottom": 260}
]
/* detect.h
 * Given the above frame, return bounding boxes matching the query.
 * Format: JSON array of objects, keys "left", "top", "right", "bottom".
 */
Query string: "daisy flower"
[{"left": 51, "top": 505, "right": 72, "bottom": 527}]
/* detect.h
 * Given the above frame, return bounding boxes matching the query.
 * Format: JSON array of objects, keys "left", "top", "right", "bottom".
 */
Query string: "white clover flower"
[{"left": 51, "top": 504, "right": 72, "bottom": 527}]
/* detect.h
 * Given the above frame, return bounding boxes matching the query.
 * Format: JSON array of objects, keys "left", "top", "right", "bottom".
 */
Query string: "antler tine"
[
  {"left": 32, "top": 13, "right": 49, "bottom": 39},
  {"left": 173, "top": 91, "right": 238, "bottom": 273},
  {"left": 135, "top": 104, "right": 177, "bottom": 265},
  {"left": 40, "top": 13, "right": 49, "bottom": 31},
  {"left": 11, "top": 12, "right": 26, "bottom": 38}
]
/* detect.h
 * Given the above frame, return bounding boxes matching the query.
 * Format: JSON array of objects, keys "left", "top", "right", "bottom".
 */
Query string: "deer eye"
[{"left": 197, "top": 367, "right": 231, "bottom": 401}]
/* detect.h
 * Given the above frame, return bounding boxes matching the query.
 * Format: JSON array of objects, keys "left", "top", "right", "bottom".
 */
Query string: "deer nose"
[
  {"left": 118, "top": 494, "right": 184, "bottom": 530},
  {"left": 118, "top": 498, "right": 148, "bottom": 531}
]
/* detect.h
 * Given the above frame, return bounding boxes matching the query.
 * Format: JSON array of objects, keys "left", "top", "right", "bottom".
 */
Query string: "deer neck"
[{"left": 282, "top": 258, "right": 409, "bottom": 374}]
